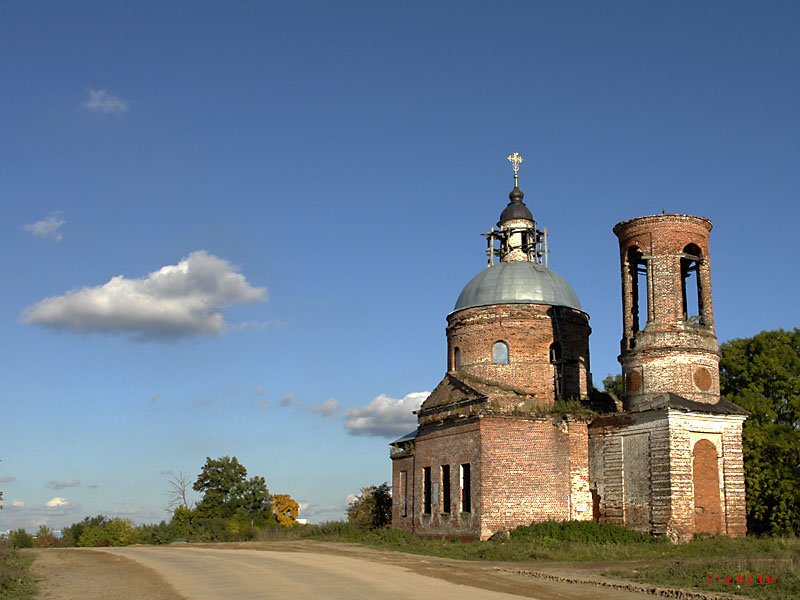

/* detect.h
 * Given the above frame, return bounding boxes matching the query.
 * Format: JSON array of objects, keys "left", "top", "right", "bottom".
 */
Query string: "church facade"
[{"left": 390, "top": 156, "right": 747, "bottom": 543}]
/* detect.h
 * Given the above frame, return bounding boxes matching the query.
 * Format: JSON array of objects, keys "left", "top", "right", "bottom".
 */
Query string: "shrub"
[
  {"left": 510, "top": 520, "right": 663, "bottom": 544},
  {"left": 8, "top": 529, "right": 34, "bottom": 549}
]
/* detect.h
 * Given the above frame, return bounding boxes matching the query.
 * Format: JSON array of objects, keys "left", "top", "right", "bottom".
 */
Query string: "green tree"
[
  {"left": 62, "top": 515, "right": 110, "bottom": 546},
  {"left": 602, "top": 374, "right": 623, "bottom": 399},
  {"left": 720, "top": 328, "right": 800, "bottom": 536},
  {"left": 347, "top": 483, "right": 392, "bottom": 529},
  {"left": 193, "top": 456, "right": 274, "bottom": 526}
]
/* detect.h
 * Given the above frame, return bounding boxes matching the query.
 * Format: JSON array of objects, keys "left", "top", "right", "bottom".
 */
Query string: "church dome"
[{"left": 453, "top": 261, "right": 582, "bottom": 313}]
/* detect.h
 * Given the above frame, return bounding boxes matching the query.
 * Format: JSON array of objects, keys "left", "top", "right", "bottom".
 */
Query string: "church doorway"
[{"left": 692, "top": 439, "right": 722, "bottom": 535}]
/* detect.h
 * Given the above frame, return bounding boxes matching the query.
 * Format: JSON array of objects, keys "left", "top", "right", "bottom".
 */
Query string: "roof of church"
[
  {"left": 453, "top": 261, "right": 582, "bottom": 313},
  {"left": 632, "top": 392, "right": 750, "bottom": 416}
]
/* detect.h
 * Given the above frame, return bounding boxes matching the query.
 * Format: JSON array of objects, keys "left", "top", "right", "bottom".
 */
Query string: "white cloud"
[
  {"left": 23, "top": 212, "right": 66, "bottom": 241},
  {"left": 83, "top": 89, "right": 129, "bottom": 114},
  {"left": 343, "top": 391, "right": 428, "bottom": 437},
  {"left": 46, "top": 497, "right": 69, "bottom": 507},
  {"left": 193, "top": 398, "right": 211, "bottom": 407},
  {"left": 11, "top": 499, "right": 24, "bottom": 508},
  {"left": 22, "top": 250, "right": 267, "bottom": 340},
  {"left": 279, "top": 394, "right": 303, "bottom": 407},
  {"left": 261, "top": 398, "right": 272, "bottom": 409},
  {"left": 313, "top": 398, "right": 340, "bottom": 418},
  {"left": 150, "top": 394, "right": 160, "bottom": 403},
  {"left": 47, "top": 478, "right": 80, "bottom": 490},
  {"left": 0, "top": 475, "right": 15, "bottom": 483}
]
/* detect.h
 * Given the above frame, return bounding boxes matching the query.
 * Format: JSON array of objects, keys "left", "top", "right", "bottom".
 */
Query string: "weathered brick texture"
[
  {"left": 447, "top": 304, "right": 591, "bottom": 405},
  {"left": 614, "top": 214, "right": 720, "bottom": 408}
]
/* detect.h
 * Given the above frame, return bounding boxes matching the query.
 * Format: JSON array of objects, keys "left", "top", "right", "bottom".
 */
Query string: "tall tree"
[
  {"left": 192, "top": 456, "right": 273, "bottom": 525},
  {"left": 720, "top": 328, "right": 800, "bottom": 535},
  {"left": 272, "top": 494, "right": 300, "bottom": 527},
  {"left": 347, "top": 483, "right": 392, "bottom": 529}
]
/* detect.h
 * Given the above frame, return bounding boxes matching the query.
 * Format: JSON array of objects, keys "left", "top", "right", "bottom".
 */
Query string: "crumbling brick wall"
[
  {"left": 614, "top": 214, "right": 720, "bottom": 408},
  {"left": 447, "top": 304, "right": 591, "bottom": 404}
]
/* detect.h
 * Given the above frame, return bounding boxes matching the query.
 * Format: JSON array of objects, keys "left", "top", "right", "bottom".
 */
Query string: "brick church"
[{"left": 390, "top": 154, "right": 748, "bottom": 543}]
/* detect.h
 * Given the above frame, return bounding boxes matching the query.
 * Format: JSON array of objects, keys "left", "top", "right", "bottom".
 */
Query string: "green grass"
[
  {"left": 607, "top": 553, "right": 799, "bottom": 600},
  {"left": 0, "top": 541, "right": 37, "bottom": 600},
  {"left": 256, "top": 521, "right": 799, "bottom": 598}
]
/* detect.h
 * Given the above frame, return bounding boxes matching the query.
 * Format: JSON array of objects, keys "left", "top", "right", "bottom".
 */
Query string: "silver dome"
[{"left": 453, "top": 262, "right": 582, "bottom": 313}]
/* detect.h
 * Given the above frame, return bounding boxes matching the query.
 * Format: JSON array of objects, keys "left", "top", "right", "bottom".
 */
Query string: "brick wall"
[
  {"left": 447, "top": 304, "right": 591, "bottom": 405},
  {"left": 590, "top": 410, "right": 746, "bottom": 542},
  {"left": 614, "top": 214, "right": 721, "bottom": 408}
]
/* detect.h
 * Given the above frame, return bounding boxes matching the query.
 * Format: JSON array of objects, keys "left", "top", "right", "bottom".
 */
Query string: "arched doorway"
[{"left": 692, "top": 439, "right": 722, "bottom": 535}]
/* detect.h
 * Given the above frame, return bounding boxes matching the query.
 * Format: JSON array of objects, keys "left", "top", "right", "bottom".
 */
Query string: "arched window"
[
  {"left": 453, "top": 347, "right": 461, "bottom": 370},
  {"left": 492, "top": 341, "right": 509, "bottom": 364},
  {"left": 550, "top": 342, "right": 564, "bottom": 399},
  {"left": 681, "top": 244, "right": 704, "bottom": 325},
  {"left": 627, "top": 246, "right": 648, "bottom": 331}
]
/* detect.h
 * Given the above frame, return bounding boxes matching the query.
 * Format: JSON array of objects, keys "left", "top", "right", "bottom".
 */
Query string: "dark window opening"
[
  {"left": 681, "top": 244, "right": 704, "bottom": 324},
  {"left": 453, "top": 347, "right": 461, "bottom": 370},
  {"left": 550, "top": 342, "right": 565, "bottom": 399},
  {"left": 422, "top": 467, "right": 432, "bottom": 514},
  {"left": 461, "top": 463, "right": 471, "bottom": 513},
  {"left": 493, "top": 341, "right": 509, "bottom": 364},
  {"left": 628, "top": 247, "right": 648, "bottom": 331},
  {"left": 441, "top": 465, "right": 451, "bottom": 513},
  {"left": 400, "top": 470, "right": 408, "bottom": 517}
]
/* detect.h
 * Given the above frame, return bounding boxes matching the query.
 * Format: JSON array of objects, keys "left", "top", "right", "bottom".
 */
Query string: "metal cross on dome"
[
  {"left": 507, "top": 152, "right": 523, "bottom": 187},
  {"left": 507, "top": 152, "right": 523, "bottom": 173}
]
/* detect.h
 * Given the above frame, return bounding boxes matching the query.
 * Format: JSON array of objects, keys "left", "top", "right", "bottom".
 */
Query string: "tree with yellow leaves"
[{"left": 272, "top": 494, "right": 299, "bottom": 527}]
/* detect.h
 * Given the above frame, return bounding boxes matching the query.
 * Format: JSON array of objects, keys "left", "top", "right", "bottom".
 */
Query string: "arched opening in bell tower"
[
  {"left": 681, "top": 243, "right": 705, "bottom": 325},
  {"left": 627, "top": 246, "right": 649, "bottom": 332}
]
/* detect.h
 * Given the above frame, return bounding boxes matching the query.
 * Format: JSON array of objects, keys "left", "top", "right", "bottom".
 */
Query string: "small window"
[
  {"left": 461, "top": 463, "right": 471, "bottom": 513},
  {"left": 441, "top": 465, "right": 451, "bottom": 513},
  {"left": 422, "top": 467, "right": 432, "bottom": 514},
  {"left": 493, "top": 341, "right": 509, "bottom": 364},
  {"left": 454, "top": 347, "right": 461, "bottom": 370}
]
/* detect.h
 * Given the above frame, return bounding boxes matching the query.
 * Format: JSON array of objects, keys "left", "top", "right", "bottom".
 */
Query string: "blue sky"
[{"left": 1, "top": 1, "right": 798, "bottom": 530}]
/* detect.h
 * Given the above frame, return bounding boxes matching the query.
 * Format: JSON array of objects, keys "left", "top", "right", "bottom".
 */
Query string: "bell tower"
[{"left": 613, "top": 214, "right": 720, "bottom": 409}]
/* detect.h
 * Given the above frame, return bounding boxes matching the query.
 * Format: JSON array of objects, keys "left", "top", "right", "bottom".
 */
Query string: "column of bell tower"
[{"left": 613, "top": 214, "right": 720, "bottom": 409}]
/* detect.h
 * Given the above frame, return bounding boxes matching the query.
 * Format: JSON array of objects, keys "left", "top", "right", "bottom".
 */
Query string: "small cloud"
[
  {"left": 22, "top": 250, "right": 266, "bottom": 341},
  {"left": 47, "top": 478, "right": 80, "bottom": 490},
  {"left": 83, "top": 89, "right": 129, "bottom": 114},
  {"left": 46, "top": 497, "right": 69, "bottom": 507},
  {"left": 11, "top": 499, "right": 25, "bottom": 508},
  {"left": 313, "top": 398, "right": 340, "bottom": 418},
  {"left": 149, "top": 394, "right": 160, "bottom": 403},
  {"left": 0, "top": 475, "right": 16, "bottom": 483},
  {"left": 110, "top": 506, "right": 142, "bottom": 515},
  {"left": 193, "top": 398, "right": 211, "bottom": 407},
  {"left": 23, "top": 212, "right": 66, "bottom": 242},
  {"left": 261, "top": 398, "right": 271, "bottom": 409},
  {"left": 344, "top": 391, "right": 428, "bottom": 437},
  {"left": 87, "top": 484, "right": 98, "bottom": 489},
  {"left": 279, "top": 394, "right": 304, "bottom": 407},
  {"left": 255, "top": 386, "right": 267, "bottom": 394},
  {"left": 160, "top": 470, "right": 174, "bottom": 476}
]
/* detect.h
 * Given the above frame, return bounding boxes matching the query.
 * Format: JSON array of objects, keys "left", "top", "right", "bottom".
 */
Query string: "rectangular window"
[
  {"left": 399, "top": 470, "right": 407, "bottom": 517},
  {"left": 422, "top": 467, "right": 432, "bottom": 514},
  {"left": 461, "top": 463, "right": 471, "bottom": 513},
  {"left": 441, "top": 465, "right": 451, "bottom": 514}
]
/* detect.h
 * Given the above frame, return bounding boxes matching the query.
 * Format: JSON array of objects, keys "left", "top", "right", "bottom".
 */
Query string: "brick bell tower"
[
  {"left": 588, "top": 213, "right": 748, "bottom": 543},
  {"left": 613, "top": 215, "right": 720, "bottom": 409}
]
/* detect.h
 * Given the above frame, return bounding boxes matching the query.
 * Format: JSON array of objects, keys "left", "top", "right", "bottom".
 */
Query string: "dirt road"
[{"left": 29, "top": 541, "right": 705, "bottom": 600}]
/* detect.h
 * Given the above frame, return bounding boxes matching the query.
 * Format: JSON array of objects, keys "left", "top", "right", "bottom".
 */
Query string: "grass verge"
[{"left": 0, "top": 540, "right": 37, "bottom": 600}]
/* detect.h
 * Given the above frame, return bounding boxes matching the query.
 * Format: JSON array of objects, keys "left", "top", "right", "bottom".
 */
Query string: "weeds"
[{"left": 0, "top": 540, "right": 37, "bottom": 600}]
